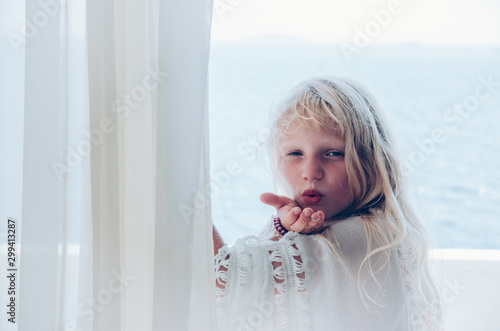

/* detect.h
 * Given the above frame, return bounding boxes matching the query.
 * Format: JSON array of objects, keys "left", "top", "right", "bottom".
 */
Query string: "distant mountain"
[{"left": 212, "top": 35, "right": 316, "bottom": 47}]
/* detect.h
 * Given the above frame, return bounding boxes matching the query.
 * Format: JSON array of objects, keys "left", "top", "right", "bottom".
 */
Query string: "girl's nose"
[{"left": 302, "top": 157, "right": 324, "bottom": 181}]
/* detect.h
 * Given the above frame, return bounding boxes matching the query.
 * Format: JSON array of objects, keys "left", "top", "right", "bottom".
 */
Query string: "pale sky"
[{"left": 211, "top": 0, "right": 500, "bottom": 44}]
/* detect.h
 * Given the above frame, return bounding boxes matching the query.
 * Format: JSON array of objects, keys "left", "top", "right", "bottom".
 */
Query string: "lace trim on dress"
[
  {"left": 214, "top": 240, "right": 256, "bottom": 330},
  {"left": 214, "top": 230, "right": 314, "bottom": 331},
  {"left": 269, "top": 232, "right": 312, "bottom": 330}
]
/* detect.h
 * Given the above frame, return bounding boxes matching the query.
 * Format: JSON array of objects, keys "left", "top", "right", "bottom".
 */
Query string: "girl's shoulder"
[{"left": 322, "top": 215, "right": 367, "bottom": 243}]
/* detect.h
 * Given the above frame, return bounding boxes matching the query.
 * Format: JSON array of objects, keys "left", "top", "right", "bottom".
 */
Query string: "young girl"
[{"left": 213, "top": 77, "right": 442, "bottom": 330}]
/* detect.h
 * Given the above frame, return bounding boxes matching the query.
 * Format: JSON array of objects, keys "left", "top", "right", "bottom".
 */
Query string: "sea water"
[{"left": 208, "top": 38, "right": 500, "bottom": 249}]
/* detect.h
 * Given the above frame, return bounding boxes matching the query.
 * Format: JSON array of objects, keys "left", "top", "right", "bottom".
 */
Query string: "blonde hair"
[{"left": 266, "top": 76, "right": 442, "bottom": 329}]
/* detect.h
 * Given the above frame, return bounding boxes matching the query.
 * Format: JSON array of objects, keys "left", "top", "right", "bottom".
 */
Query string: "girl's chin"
[
  {"left": 322, "top": 209, "right": 343, "bottom": 221},
  {"left": 295, "top": 202, "right": 344, "bottom": 220}
]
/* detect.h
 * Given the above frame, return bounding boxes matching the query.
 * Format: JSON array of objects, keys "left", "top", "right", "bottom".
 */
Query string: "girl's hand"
[{"left": 259, "top": 193, "right": 325, "bottom": 234}]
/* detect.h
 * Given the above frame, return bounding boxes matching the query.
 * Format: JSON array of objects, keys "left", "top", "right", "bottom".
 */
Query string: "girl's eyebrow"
[
  {"left": 280, "top": 137, "right": 345, "bottom": 147},
  {"left": 279, "top": 142, "right": 346, "bottom": 152}
]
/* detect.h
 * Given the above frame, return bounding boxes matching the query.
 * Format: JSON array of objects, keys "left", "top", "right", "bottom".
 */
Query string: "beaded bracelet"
[{"left": 273, "top": 216, "right": 288, "bottom": 237}]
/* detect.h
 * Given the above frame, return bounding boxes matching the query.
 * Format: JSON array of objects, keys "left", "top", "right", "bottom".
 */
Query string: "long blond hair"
[{"left": 266, "top": 76, "right": 442, "bottom": 329}]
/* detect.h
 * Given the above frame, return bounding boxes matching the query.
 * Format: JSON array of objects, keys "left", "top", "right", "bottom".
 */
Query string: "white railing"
[{"left": 431, "top": 249, "right": 500, "bottom": 330}]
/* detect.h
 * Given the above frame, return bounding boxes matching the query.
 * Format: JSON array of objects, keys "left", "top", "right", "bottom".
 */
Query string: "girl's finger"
[
  {"left": 260, "top": 193, "right": 294, "bottom": 210},
  {"left": 311, "top": 210, "right": 324, "bottom": 223},
  {"left": 299, "top": 210, "right": 325, "bottom": 233},
  {"left": 290, "top": 208, "right": 313, "bottom": 232},
  {"left": 281, "top": 207, "right": 301, "bottom": 229},
  {"left": 309, "top": 211, "right": 325, "bottom": 232}
]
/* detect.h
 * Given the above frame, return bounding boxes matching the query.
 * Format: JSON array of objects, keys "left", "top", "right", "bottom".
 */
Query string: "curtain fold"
[
  {"left": 154, "top": 1, "right": 215, "bottom": 329},
  {"left": 18, "top": 0, "right": 63, "bottom": 330},
  {"left": 0, "top": 0, "right": 216, "bottom": 330}
]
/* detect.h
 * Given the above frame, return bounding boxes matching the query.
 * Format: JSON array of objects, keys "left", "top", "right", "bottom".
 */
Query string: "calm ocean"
[{"left": 208, "top": 38, "right": 500, "bottom": 249}]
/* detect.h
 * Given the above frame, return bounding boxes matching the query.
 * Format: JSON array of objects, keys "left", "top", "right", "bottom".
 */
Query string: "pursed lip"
[
  {"left": 302, "top": 189, "right": 324, "bottom": 205},
  {"left": 302, "top": 189, "right": 323, "bottom": 197}
]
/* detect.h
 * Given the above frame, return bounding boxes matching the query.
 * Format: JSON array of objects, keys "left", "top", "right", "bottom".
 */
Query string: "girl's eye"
[
  {"left": 287, "top": 151, "right": 302, "bottom": 156},
  {"left": 326, "top": 151, "right": 344, "bottom": 157}
]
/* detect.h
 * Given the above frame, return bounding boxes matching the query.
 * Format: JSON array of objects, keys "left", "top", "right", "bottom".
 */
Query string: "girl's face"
[{"left": 278, "top": 122, "right": 354, "bottom": 220}]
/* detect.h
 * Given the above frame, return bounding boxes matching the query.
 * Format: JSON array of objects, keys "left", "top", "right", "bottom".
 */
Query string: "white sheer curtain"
[{"left": 0, "top": 0, "right": 216, "bottom": 330}]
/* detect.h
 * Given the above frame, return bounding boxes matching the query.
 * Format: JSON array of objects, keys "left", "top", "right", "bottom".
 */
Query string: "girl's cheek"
[
  {"left": 283, "top": 166, "right": 298, "bottom": 185},
  {"left": 278, "top": 160, "right": 292, "bottom": 178},
  {"left": 278, "top": 169, "right": 295, "bottom": 195}
]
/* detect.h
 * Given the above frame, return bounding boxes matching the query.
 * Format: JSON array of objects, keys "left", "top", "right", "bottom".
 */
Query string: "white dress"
[{"left": 214, "top": 215, "right": 424, "bottom": 331}]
